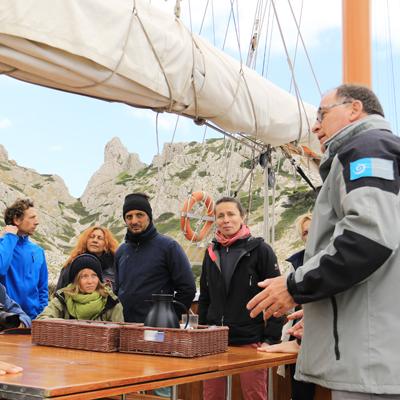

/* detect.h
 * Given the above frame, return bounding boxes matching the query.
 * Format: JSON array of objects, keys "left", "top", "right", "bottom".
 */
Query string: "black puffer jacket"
[
  {"left": 55, "top": 252, "right": 115, "bottom": 291},
  {"left": 198, "top": 236, "right": 284, "bottom": 345}
]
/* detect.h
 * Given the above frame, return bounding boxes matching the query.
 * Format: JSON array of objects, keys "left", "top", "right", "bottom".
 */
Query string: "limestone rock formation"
[
  {"left": 81, "top": 137, "right": 145, "bottom": 209},
  {"left": 0, "top": 137, "right": 321, "bottom": 284}
]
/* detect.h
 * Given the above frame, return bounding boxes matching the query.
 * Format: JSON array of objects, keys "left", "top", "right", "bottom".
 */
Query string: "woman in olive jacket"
[{"left": 37, "top": 254, "right": 123, "bottom": 322}]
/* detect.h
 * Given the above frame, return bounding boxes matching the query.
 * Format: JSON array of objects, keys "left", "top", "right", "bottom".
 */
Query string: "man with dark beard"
[{"left": 115, "top": 193, "right": 196, "bottom": 323}]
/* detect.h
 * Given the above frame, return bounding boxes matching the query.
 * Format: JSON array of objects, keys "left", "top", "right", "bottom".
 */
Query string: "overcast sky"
[{"left": 0, "top": 0, "right": 399, "bottom": 197}]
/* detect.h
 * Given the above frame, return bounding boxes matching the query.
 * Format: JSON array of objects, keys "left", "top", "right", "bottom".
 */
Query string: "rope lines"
[
  {"left": 384, "top": 0, "right": 398, "bottom": 133},
  {"left": 287, "top": 0, "right": 322, "bottom": 96}
]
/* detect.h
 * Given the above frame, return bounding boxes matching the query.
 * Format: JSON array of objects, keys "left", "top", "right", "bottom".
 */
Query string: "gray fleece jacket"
[{"left": 287, "top": 115, "right": 400, "bottom": 394}]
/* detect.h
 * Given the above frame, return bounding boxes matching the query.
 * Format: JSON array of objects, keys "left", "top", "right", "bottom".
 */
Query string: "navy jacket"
[
  {"left": 286, "top": 249, "right": 305, "bottom": 271},
  {"left": 0, "top": 283, "right": 31, "bottom": 327},
  {"left": 115, "top": 224, "right": 196, "bottom": 323}
]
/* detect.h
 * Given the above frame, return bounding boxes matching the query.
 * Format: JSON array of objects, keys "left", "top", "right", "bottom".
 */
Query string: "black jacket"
[
  {"left": 198, "top": 236, "right": 283, "bottom": 345},
  {"left": 55, "top": 252, "right": 115, "bottom": 291}
]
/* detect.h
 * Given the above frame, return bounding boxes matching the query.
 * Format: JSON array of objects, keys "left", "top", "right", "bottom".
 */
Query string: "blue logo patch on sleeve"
[{"left": 350, "top": 158, "right": 394, "bottom": 181}]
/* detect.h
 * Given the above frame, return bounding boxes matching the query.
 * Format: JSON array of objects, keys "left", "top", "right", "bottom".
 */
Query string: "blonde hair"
[
  {"left": 295, "top": 213, "right": 312, "bottom": 239},
  {"left": 62, "top": 269, "right": 109, "bottom": 298},
  {"left": 63, "top": 226, "right": 119, "bottom": 268}
]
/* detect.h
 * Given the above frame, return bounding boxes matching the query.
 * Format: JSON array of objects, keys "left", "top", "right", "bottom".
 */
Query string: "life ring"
[{"left": 180, "top": 191, "right": 214, "bottom": 242}]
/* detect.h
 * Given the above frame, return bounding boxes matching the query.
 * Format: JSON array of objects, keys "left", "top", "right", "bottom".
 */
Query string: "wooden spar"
[{"left": 342, "top": 0, "right": 371, "bottom": 87}]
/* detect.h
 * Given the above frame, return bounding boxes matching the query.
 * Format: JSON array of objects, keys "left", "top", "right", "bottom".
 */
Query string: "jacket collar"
[
  {"left": 209, "top": 236, "right": 263, "bottom": 270},
  {"left": 319, "top": 115, "right": 392, "bottom": 181},
  {"left": 125, "top": 222, "right": 157, "bottom": 244},
  {"left": 17, "top": 235, "right": 30, "bottom": 244}
]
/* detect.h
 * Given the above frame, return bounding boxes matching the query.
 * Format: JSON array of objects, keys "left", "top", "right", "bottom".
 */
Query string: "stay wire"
[
  {"left": 385, "top": 0, "right": 398, "bottom": 133},
  {"left": 287, "top": 0, "right": 322, "bottom": 96},
  {"left": 246, "top": 0, "right": 263, "bottom": 68},
  {"left": 271, "top": 0, "right": 313, "bottom": 141},
  {"left": 288, "top": 0, "right": 302, "bottom": 94},
  {"left": 255, "top": 1, "right": 269, "bottom": 72},
  {"left": 229, "top": 0, "right": 243, "bottom": 64},
  {"left": 261, "top": 1, "right": 274, "bottom": 78},
  {"left": 198, "top": 0, "right": 210, "bottom": 35}
]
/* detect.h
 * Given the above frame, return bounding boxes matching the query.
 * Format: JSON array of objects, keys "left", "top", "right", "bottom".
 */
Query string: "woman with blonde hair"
[
  {"left": 260, "top": 211, "right": 315, "bottom": 400},
  {"left": 56, "top": 226, "right": 119, "bottom": 291},
  {"left": 38, "top": 254, "right": 123, "bottom": 322},
  {"left": 295, "top": 212, "right": 312, "bottom": 246}
]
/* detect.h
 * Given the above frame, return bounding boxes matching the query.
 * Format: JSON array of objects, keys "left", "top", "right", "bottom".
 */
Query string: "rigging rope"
[
  {"left": 223, "top": 137, "right": 235, "bottom": 196},
  {"left": 261, "top": 1, "right": 274, "bottom": 78},
  {"left": 135, "top": 5, "right": 175, "bottom": 112},
  {"left": 246, "top": 0, "right": 264, "bottom": 68},
  {"left": 152, "top": 114, "right": 181, "bottom": 216},
  {"left": 280, "top": 146, "right": 316, "bottom": 191},
  {"left": 270, "top": 0, "right": 315, "bottom": 143},
  {"left": 385, "top": 0, "right": 398, "bottom": 133},
  {"left": 187, "top": 0, "right": 201, "bottom": 121},
  {"left": 287, "top": 0, "right": 322, "bottom": 96},
  {"left": 198, "top": 0, "right": 210, "bottom": 35},
  {"left": 262, "top": 150, "right": 270, "bottom": 243},
  {"left": 211, "top": 0, "right": 216, "bottom": 45}
]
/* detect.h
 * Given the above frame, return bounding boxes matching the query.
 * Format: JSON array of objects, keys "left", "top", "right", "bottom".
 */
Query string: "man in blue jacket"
[
  {"left": 0, "top": 198, "right": 48, "bottom": 319},
  {"left": 115, "top": 193, "right": 196, "bottom": 323},
  {"left": 0, "top": 283, "right": 31, "bottom": 328}
]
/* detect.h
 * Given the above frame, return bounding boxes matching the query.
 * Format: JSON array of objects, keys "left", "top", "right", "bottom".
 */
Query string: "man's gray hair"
[{"left": 336, "top": 84, "right": 384, "bottom": 117}]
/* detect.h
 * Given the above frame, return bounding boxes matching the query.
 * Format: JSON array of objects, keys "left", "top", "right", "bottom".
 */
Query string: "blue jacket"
[
  {"left": 0, "top": 233, "right": 48, "bottom": 319},
  {"left": 115, "top": 224, "right": 196, "bottom": 323},
  {"left": 0, "top": 283, "right": 31, "bottom": 327}
]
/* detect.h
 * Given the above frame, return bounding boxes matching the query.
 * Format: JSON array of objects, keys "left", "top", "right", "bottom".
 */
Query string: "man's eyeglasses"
[{"left": 316, "top": 100, "right": 353, "bottom": 123}]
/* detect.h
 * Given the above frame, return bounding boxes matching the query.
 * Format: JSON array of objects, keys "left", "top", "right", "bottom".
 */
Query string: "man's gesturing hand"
[{"left": 246, "top": 275, "right": 297, "bottom": 320}]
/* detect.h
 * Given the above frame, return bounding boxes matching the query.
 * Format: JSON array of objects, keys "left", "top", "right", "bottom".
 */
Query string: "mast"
[{"left": 342, "top": 0, "right": 371, "bottom": 87}]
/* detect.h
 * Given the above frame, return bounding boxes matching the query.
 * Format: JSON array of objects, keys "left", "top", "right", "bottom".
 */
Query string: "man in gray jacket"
[{"left": 247, "top": 84, "right": 400, "bottom": 398}]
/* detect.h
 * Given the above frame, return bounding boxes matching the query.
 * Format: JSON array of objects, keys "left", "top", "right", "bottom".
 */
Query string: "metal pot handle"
[{"left": 173, "top": 300, "right": 190, "bottom": 329}]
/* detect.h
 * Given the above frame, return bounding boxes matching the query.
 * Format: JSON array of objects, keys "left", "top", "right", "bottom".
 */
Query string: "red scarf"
[{"left": 208, "top": 225, "right": 251, "bottom": 262}]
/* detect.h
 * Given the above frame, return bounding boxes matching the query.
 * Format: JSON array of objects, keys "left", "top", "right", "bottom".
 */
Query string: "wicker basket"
[
  {"left": 119, "top": 325, "right": 229, "bottom": 358},
  {"left": 32, "top": 319, "right": 123, "bottom": 352}
]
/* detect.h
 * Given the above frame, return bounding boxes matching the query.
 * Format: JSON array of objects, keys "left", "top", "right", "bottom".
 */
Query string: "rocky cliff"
[{"left": 0, "top": 138, "right": 320, "bottom": 286}]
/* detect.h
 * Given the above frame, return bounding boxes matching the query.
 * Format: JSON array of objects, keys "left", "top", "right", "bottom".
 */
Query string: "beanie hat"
[
  {"left": 69, "top": 254, "right": 103, "bottom": 284},
  {"left": 123, "top": 193, "right": 153, "bottom": 221}
]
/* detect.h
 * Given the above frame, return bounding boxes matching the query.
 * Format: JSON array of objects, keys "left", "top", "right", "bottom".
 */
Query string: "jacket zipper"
[
  {"left": 331, "top": 296, "right": 340, "bottom": 360},
  {"left": 221, "top": 315, "right": 224, "bottom": 326}
]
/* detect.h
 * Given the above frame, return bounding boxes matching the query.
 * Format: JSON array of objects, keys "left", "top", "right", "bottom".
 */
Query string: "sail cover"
[{"left": 0, "top": 0, "right": 318, "bottom": 148}]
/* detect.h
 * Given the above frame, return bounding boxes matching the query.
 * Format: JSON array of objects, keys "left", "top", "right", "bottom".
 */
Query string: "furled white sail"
[{"left": 0, "top": 0, "right": 318, "bottom": 149}]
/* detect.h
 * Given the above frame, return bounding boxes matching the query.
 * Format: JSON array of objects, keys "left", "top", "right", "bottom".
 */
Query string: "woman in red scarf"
[{"left": 198, "top": 197, "right": 283, "bottom": 400}]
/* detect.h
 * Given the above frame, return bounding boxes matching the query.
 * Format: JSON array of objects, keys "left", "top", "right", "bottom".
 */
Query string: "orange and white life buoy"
[{"left": 180, "top": 191, "right": 214, "bottom": 242}]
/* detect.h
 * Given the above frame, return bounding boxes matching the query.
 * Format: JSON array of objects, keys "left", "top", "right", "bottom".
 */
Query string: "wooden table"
[{"left": 0, "top": 335, "right": 296, "bottom": 400}]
